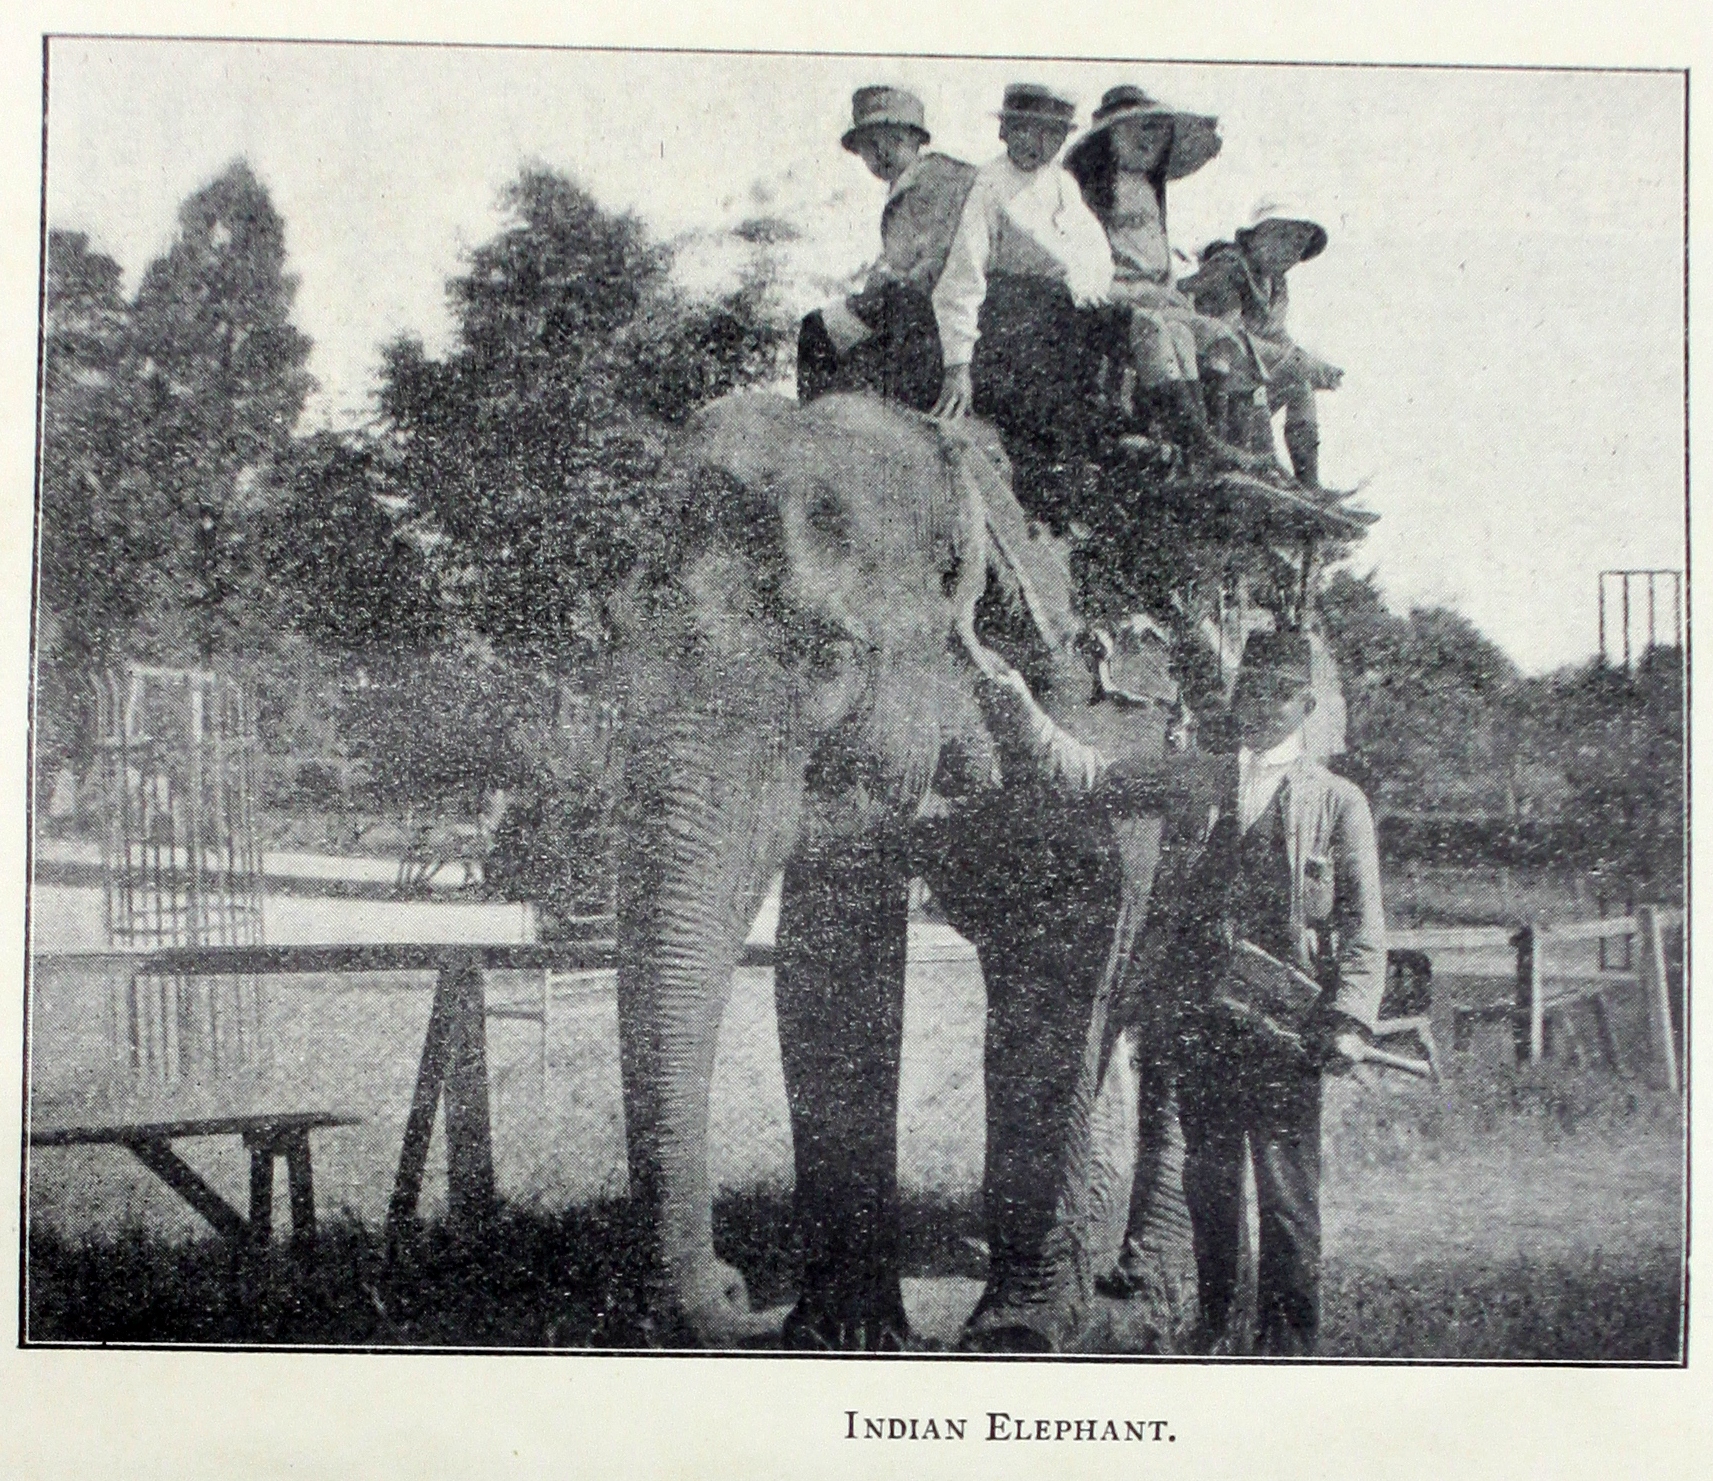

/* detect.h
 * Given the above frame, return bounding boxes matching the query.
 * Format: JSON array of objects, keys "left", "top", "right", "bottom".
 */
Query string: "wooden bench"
[
  {"left": 30, "top": 1097, "right": 361, "bottom": 1254},
  {"left": 30, "top": 940, "right": 639, "bottom": 1253}
]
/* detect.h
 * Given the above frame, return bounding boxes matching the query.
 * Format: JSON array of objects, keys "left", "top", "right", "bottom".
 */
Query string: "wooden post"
[
  {"left": 443, "top": 953, "right": 496, "bottom": 1231},
  {"left": 539, "top": 965, "right": 551, "bottom": 1099},
  {"left": 1638, "top": 906, "right": 1680, "bottom": 1093},
  {"left": 387, "top": 965, "right": 459, "bottom": 1244},
  {"left": 247, "top": 1142, "right": 274, "bottom": 1251},
  {"left": 1514, "top": 924, "right": 1544, "bottom": 1065},
  {"left": 284, "top": 1132, "right": 317, "bottom": 1253}
]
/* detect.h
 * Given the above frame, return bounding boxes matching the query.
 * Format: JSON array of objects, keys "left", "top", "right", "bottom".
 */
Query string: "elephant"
[{"left": 609, "top": 389, "right": 1181, "bottom": 1350}]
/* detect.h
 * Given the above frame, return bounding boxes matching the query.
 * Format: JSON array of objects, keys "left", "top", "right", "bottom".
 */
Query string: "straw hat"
[
  {"left": 1063, "top": 85, "right": 1221, "bottom": 182},
  {"left": 1235, "top": 199, "right": 1328, "bottom": 263},
  {"left": 996, "top": 82, "right": 1078, "bottom": 128},
  {"left": 841, "top": 86, "right": 931, "bottom": 152}
]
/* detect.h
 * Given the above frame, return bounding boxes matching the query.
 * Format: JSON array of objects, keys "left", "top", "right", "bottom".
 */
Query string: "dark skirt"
[
  {"left": 796, "top": 280, "right": 944, "bottom": 414},
  {"left": 970, "top": 274, "right": 1100, "bottom": 528}
]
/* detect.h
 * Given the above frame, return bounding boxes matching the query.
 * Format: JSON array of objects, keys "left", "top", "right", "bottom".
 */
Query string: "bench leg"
[
  {"left": 126, "top": 1137, "right": 248, "bottom": 1246},
  {"left": 247, "top": 1138, "right": 276, "bottom": 1252},
  {"left": 284, "top": 1131, "right": 317, "bottom": 1253},
  {"left": 388, "top": 963, "right": 459, "bottom": 1246}
]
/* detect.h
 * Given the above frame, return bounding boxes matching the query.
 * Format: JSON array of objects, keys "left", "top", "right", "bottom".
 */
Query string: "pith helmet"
[
  {"left": 997, "top": 83, "right": 1078, "bottom": 128},
  {"left": 842, "top": 86, "right": 931, "bottom": 152},
  {"left": 1064, "top": 85, "right": 1221, "bottom": 182},
  {"left": 1236, "top": 198, "right": 1329, "bottom": 263}
]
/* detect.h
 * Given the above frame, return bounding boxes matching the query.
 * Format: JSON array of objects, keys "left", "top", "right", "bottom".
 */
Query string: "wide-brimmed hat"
[
  {"left": 841, "top": 86, "right": 931, "bottom": 152},
  {"left": 1064, "top": 85, "right": 1221, "bottom": 182},
  {"left": 996, "top": 83, "right": 1077, "bottom": 129},
  {"left": 1235, "top": 199, "right": 1328, "bottom": 262}
]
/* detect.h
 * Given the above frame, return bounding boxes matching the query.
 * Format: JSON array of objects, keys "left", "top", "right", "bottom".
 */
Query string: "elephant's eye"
[{"left": 804, "top": 485, "right": 853, "bottom": 551}]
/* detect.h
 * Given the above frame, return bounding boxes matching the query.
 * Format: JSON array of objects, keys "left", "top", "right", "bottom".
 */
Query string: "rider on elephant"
[
  {"left": 1061, "top": 85, "right": 1264, "bottom": 475},
  {"left": 1182, "top": 201, "right": 1346, "bottom": 489},
  {"left": 930, "top": 83, "right": 1114, "bottom": 531},
  {"left": 798, "top": 87, "right": 978, "bottom": 412}
]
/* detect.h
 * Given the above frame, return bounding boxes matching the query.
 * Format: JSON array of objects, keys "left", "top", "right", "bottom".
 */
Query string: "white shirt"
[
  {"left": 1237, "top": 728, "right": 1305, "bottom": 835},
  {"left": 931, "top": 154, "right": 1114, "bottom": 368}
]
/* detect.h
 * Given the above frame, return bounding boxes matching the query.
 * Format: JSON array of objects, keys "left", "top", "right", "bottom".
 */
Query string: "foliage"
[
  {"left": 124, "top": 160, "right": 314, "bottom": 657},
  {"left": 1509, "top": 649, "right": 1685, "bottom": 887},
  {"left": 1319, "top": 569, "right": 1520, "bottom": 811},
  {"left": 379, "top": 167, "right": 789, "bottom": 665},
  {"left": 338, "top": 645, "right": 558, "bottom": 823},
  {"left": 38, "top": 232, "right": 163, "bottom": 674},
  {"left": 38, "top": 163, "right": 314, "bottom": 674},
  {"left": 257, "top": 432, "right": 443, "bottom": 653}
]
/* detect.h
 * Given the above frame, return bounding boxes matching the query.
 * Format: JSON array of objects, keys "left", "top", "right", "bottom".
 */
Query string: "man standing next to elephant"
[
  {"left": 978, "top": 627, "right": 1385, "bottom": 1354},
  {"left": 1143, "top": 629, "right": 1381, "bottom": 1355},
  {"left": 930, "top": 83, "right": 1114, "bottom": 527},
  {"left": 797, "top": 87, "right": 978, "bottom": 412}
]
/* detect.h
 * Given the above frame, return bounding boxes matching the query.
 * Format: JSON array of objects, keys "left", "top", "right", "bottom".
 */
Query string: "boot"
[
  {"left": 1283, "top": 420, "right": 1320, "bottom": 490},
  {"left": 1159, "top": 381, "right": 1274, "bottom": 476}
]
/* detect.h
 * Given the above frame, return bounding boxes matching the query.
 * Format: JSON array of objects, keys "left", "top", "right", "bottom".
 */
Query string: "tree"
[
  {"left": 1319, "top": 570, "right": 1519, "bottom": 811},
  {"left": 125, "top": 159, "right": 313, "bottom": 658},
  {"left": 379, "top": 166, "right": 787, "bottom": 664},
  {"left": 259, "top": 431, "right": 442, "bottom": 654},
  {"left": 37, "top": 230, "right": 163, "bottom": 670}
]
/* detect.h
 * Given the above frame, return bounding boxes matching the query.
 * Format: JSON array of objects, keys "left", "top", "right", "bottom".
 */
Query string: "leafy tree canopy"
[{"left": 378, "top": 166, "right": 787, "bottom": 664}]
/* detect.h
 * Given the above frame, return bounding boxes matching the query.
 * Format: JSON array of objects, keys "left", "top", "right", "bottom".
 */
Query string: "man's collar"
[
  {"left": 1265, "top": 729, "right": 1305, "bottom": 767},
  {"left": 887, "top": 155, "right": 926, "bottom": 200},
  {"left": 1239, "top": 728, "right": 1306, "bottom": 771}
]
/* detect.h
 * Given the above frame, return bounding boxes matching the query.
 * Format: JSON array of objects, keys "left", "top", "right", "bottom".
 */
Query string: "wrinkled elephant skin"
[{"left": 611, "top": 392, "right": 1166, "bottom": 1349}]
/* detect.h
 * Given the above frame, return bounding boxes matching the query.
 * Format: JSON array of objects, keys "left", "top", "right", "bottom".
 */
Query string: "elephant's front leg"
[
  {"left": 928, "top": 791, "right": 1128, "bottom": 1352},
  {"left": 774, "top": 829, "right": 912, "bottom": 1350}
]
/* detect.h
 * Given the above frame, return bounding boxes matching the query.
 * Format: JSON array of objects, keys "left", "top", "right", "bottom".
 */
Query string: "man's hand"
[
  {"left": 932, "top": 363, "right": 975, "bottom": 419},
  {"left": 1302, "top": 1005, "right": 1371, "bottom": 1074}
]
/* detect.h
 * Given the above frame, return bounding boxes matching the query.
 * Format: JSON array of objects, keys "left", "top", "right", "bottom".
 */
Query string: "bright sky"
[{"left": 44, "top": 39, "right": 1686, "bottom": 673}]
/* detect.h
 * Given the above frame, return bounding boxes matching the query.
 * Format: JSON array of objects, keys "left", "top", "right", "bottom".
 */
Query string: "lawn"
[{"left": 23, "top": 867, "right": 1686, "bottom": 1358}]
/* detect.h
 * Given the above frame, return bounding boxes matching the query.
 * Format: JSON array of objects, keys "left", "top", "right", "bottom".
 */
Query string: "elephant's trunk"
[{"left": 615, "top": 704, "right": 803, "bottom": 1339}]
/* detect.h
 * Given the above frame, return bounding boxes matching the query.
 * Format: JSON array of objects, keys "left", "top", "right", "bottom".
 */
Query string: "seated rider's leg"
[
  {"left": 796, "top": 310, "right": 842, "bottom": 404},
  {"left": 870, "top": 282, "right": 944, "bottom": 413},
  {"left": 1125, "top": 312, "right": 1269, "bottom": 474},
  {"left": 971, "top": 275, "right": 1094, "bottom": 530},
  {"left": 1267, "top": 367, "right": 1321, "bottom": 487}
]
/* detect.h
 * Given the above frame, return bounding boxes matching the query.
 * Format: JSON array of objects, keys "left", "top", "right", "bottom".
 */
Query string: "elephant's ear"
[{"left": 934, "top": 421, "right": 1079, "bottom": 655}]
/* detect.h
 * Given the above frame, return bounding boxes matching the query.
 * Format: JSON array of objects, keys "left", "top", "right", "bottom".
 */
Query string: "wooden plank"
[
  {"left": 443, "top": 954, "right": 495, "bottom": 1231},
  {"left": 31, "top": 1107, "right": 359, "bottom": 1147},
  {"left": 36, "top": 941, "right": 624, "bottom": 976},
  {"left": 1541, "top": 916, "right": 1639, "bottom": 944},
  {"left": 386, "top": 964, "right": 459, "bottom": 1240},
  {"left": 1387, "top": 926, "right": 1515, "bottom": 953}
]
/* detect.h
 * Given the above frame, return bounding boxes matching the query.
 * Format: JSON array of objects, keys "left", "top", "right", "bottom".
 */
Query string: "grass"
[{"left": 23, "top": 868, "right": 1686, "bottom": 1358}]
